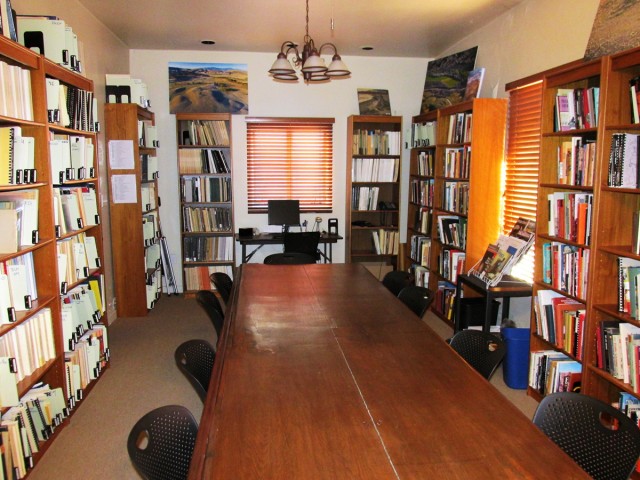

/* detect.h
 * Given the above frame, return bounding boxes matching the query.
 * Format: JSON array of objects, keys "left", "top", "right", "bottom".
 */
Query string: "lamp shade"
[
  {"left": 301, "top": 50, "right": 327, "bottom": 73},
  {"left": 273, "top": 73, "right": 299, "bottom": 81},
  {"left": 326, "top": 54, "right": 350, "bottom": 77},
  {"left": 269, "top": 53, "right": 295, "bottom": 75}
]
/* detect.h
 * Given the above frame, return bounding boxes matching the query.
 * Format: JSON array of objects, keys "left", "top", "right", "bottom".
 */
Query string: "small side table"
[{"left": 454, "top": 273, "right": 533, "bottom": 333}]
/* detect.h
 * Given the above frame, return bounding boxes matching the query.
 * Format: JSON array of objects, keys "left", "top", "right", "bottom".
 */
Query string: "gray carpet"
[{"left": 28, "top": 294, "right": 537, "bottom": 479}]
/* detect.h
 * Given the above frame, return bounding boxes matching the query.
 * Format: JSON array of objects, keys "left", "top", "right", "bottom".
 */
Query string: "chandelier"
[{"left": 268, "top": 0, "right": 351, "bottom": 83}]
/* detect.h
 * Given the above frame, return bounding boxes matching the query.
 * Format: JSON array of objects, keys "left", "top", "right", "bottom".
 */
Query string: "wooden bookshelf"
[
  {"left": 105, "top": 104, "right": 162, "bottom": 316},
  {"left": 346, "top": 115, "right": 402, "bottom": 275},
  {"left": 175, "top": 113, "right": 235, "bottom": 295}
]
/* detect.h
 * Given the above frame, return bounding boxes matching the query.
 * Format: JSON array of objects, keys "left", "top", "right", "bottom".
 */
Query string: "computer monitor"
[{"left": 268, "top": 200, "right": 300, "bottom": 233}]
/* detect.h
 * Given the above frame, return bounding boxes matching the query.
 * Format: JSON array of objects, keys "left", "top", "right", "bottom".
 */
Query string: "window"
[
  {"left": 246, "top": 118, "right": 334, "bottom": 213},
  {"left": 503, "top": 79, "right": 543, "bottom": 282}
]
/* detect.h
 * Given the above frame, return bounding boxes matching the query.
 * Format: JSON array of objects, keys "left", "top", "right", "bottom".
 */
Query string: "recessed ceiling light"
[
  {"left": 361, "top": 46, "right": 374, "bottom": 51},
  {"left": 201, "top": 40, "right": 216, "bottom": 45}
]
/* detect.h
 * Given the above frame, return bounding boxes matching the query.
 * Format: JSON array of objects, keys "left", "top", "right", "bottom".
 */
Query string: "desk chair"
[
  {"left": 195, "top": 290, "right": 224, "bottom": 341},
  {"left": 533, "top": 392, "right": 640, "bottom": 480},
  {"left": 284, "top": 231, "right": 320, "bottom": 260},
  {"left": 127, "top": 405, "right": 199, "bottom": 480},
  {"left": 175, "top": 339, "right": 216, "bottom": 402},
  {"left": 382, "top": 270, "right": 414, "bottom": 296},
  {"left": 209, "top": 272, "right": 233, "bottom": 304},
  {"left": 397, "top": 285, "right": 434, "bottom": 318},
  {"left": 448, "top": 330, "right": 505, "bottom": 380},
  {"left": 264, "top": 252, "right": 317, "bottom": 264}
]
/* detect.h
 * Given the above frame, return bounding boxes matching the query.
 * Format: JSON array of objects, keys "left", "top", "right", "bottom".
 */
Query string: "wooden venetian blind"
[
  {"left": 246, "top": 118, "right": 334, "bottom": 213},
  {"left": 503, "top": 79, "right": 543, "bottom": 282}
]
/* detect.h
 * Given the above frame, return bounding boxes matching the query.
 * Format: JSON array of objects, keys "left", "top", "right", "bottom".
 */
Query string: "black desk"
[
  {"left": 235, "top": 232, "right": 343, "bottom": 263},
  {"left": 454, "top": 273, "right": 533, "bottom": 333}
]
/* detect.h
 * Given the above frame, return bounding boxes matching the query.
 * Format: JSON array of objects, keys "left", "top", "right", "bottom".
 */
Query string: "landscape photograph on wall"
[
  {"left": 357, "top": 88, "right": 392, "bottom": 115},
  {"left": 584, "top": 0, "right": 640, "bottom": 60},
  {"left": 420, "top": 46, "right": 478, "bottom": 113},
  {"left": 168, "top": 62, "right": 248, "bottom": 114}
]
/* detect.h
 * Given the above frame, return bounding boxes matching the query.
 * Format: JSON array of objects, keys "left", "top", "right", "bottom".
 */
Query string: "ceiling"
[{"left": 76, "top": 0, "right": 526, "bottom": 58}]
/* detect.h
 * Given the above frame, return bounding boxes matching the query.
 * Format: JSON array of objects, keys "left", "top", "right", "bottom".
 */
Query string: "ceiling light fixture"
[{"left": 268, "top": 0, "right": 350, "bottom": 83}]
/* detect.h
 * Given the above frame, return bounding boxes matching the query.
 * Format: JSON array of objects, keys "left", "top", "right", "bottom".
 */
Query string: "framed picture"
[
  {"left": 168, "top": 62, "right": 248, "bottom": 114},
  {"left": 357, "top": 88, "right": 391, "bottom": 115},
  {"left": 584, "top": 0, "right": 640, "bottom": 60},
  {"left": 420, "top": 46, "right": 478, "bottom": 113},
  {"left": 463, "top": 68, "right": 485, "bottom": 102}
]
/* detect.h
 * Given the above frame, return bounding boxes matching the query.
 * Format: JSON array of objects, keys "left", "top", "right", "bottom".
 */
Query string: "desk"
[
  {"left": 235, "top": 232, "right": 343, "bottom": 263},
  {"left": 190, "top": 264, "right": 586, "bottom": 479},
  {"left": 454, "top": 273, "right": 533, "bottom": 334}
]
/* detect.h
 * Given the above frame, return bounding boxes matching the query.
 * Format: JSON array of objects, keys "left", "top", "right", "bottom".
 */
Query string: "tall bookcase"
[
  {"left": 346, "top": 115, "right": 402, "bottom": 273},
  {"left": 0, "top": 35, "right": 109, "bottom": 474},
  {"left": 175, "top": 113, "right": 234, "bottom": 295},
  {"left": 406, "top": 100, "right": 507, "bottom": 324},
  {"left": 105, "top": 104, "right": 162, "bottom": 316}
]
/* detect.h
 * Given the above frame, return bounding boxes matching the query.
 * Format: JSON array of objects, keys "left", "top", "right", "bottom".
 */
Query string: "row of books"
[
  {"left": 50, "top": 135, "right": 95, "bottom": 184},
  {"left": 0, "top": 189, "right": 38, "bottom": 253},
  {"left": 371, "top": 229, "right": 399, "bottom": 255},
  {"left": 438, "top": 248, "right": 465, "bottom": 283},
  {"left": 409, "top": 178, "right": 434, "bottom": 207},
  {"left": 141, "top": 184, "right": 157, "bottom": 212},
  {"left": 351, "top": 157, "right": 399, "bottom": 182},
  {"left": 142, "top": 212, "right": 160, "bottom": 246},
  {"left": 596, "top": 321, "right": 640, "bottom": 390},
  {"left": 57, "top": 233, "right": 100, "bottom": 288},
  {"left": 412, "top": 121, "right": 436, "bottom": 148},
  {"left": 351, "top": 186, "right": 380, "bottom": 211},
  {"left": 412, "top": 265, "right": 429, "bottom": 288},
  {"left": 415, "top": 150, "right": 434, "bottom": 176},
  {"left": 0, "top": 308, "right": 55, "bottom": 387},
  {"left": 141, "top": 154, "right": 159, "bottom": 182},
  {"left": 529, "top": 350, "right": 582, "bottom": 396},
  {"left": 182, "top": 206, "right": 233, "bottom": 233},
  {"left": 547, "top": 191, "right": 593, "bottom": 245},
  {"left": 607, "top": 132, "right": 639, "bottom": 188},
  {"left": 554, "top": 86, "right": 599, "bottom": 132},
  {"left": 630, "top": 76, "right": 640, "bottom": 124},
  {"left": 446, "top": 112, "right": 472, "bottom": 144},
  {"left": 145, "top": 243, "right": 161, "bottom": 271},
  {"left": 533, "top": 290, "right": 585, "bottom": 359},
  {"left": 442, "top": 181, "right": 469, "bottom": 215},
  {"left": 181, "top": 176, "right": 232, "bottom": 203},
  {"left": 53, "top": 185, "right": 100, "bottom": 236},
  {"left": 178, "top": 148, "right": 230, "bottom": 174},
  {"left": 46, "top": 79, "right": 98, "bottom": 132},
  {"left": 0, "top": 252, "right": 37, "bottom": 323},
  {"left": 557, "top": 137, "right": 596, "bottom": 186},
  {"left": 61, "top": 278, "right": 106, "bottom": 353},
  {"left": 437, "top": 215, "right": 467, "bottom": 249},
  {"left": 618, "top": 256, "right": 640, "bottom": 318},
  {"left": 146, "top": 270, "right": 161, "bottom": 310},
  {"left": 0, "top": 59, "right": 33, "bottom": 121},
  {"left": 183, "top": 265, "right": 234, "bottom": 292},
  {"left": 0, "top": 127, "right": 35, "bottom": 186},
  {"left": 410, "top": 235, "right": 431, "bottom": 267},
  {"left": 443, "top": 146, "right": 471, "bottom": 178},
  {"left": 105, "top": 74, "right": 150, "bottom": 108},
  {"left": 352, "top": 129, "right": 401, "bottom": 155},
  {"left": 183, "top": 235, "right": 235, "bottom": 262},
  {"left": 412, "top": 207, "right": 431, "bottom": 235},
  {"left": 433, "top": 280, "right": 456, "bottom": 320},
  {"left": 138, "top": 120, "right": 158, "bottom": 148},
  {"left": 17, "top": 15, "right": 82, "bottom": 71},
  {"left": 541, "top": 242, "right": 589, "bottom": 299},
  {"left": 178, "top": 120, "right": 230, "bottom": 146}
]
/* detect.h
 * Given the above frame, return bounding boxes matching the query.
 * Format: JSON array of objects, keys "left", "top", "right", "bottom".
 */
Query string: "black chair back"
[
  {"left": 264, "top": 252, "right": 317, "bottom": 264},
  {"left": 397, "top": 285, "right": 434, "bottom": 317},
  {"left": 284, "top": 231, "right": 320, "bottom": 259},
  {"left": 533, "top": 392, "right": 640, "bottom": 480},
  {"left": 195, "top": 290, "right": 224, "bottom": 339},
  {"left": 127, "top": 405, "right": 199, "bottom": 480},
  {"left": 449, "top": 329, "right": 505, "bottom": 379},
  {"left": 209, "top": 272, "right": 233, "bottom": 304},
  {"left": 174, "top": 339, "right": 216, "bottom": 402},
  {"left": 382, "top": 270, "right": 414, "bottom": 296}
]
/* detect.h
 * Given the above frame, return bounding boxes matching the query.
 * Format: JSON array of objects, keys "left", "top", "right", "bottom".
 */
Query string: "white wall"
[{"left": 129, "top": 50, "right": 429, "bottom": 290}]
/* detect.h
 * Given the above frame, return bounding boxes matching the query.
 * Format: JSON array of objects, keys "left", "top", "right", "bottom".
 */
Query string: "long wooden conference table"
[{"left": 189, "top": 264, "right": 588, "bottom": 479}]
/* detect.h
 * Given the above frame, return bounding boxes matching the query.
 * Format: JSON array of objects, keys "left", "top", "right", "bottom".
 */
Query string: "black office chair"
[
  {"left": 283, "top": 231, "right": 320, "bottom": 260},
  {"left": 397, "top": 285, "right": 434, "bottom": 318},
  {"left": 264, "top": 252, "right": 317, "bottom": 264},
  {"left": 127, "top": 405, "right": 199, "bottom": 480},
  {"left": 175, "top": 339, "right": 216, "bottom": 402},
  {"left": 195, "top": 290, "right": 225, "bottom": 340},
  {"left": 448, "top": 329, "right": 505, "bottom": 379},
  {"left": 209, "top": 272, "right": 233, "bottom": 304},
  {"left": 533, "top": 392, "right": 640, "bottom": 480},
  {"left": 382, "top": 270, "right": 414, "bottom": 296}
]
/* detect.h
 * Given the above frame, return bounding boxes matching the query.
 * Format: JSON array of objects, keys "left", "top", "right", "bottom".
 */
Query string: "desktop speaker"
[{"left": 328, "top": 218, "right": 338, "bottom": 235}]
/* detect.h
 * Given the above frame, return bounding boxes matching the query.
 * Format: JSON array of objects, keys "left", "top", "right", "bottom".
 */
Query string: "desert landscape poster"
[{"left": 168, "top": 62, "right": 248, "bottom": 114}]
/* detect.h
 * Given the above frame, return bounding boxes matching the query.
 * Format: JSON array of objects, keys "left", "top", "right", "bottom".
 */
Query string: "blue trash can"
[{"left": 502, "top": 328, "right": 530, "bottom": 389}]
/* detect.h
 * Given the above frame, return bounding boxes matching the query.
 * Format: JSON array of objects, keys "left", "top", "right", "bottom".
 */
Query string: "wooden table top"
[{"left": 189, "top": 264, "right": 588, "bottom": 479}]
